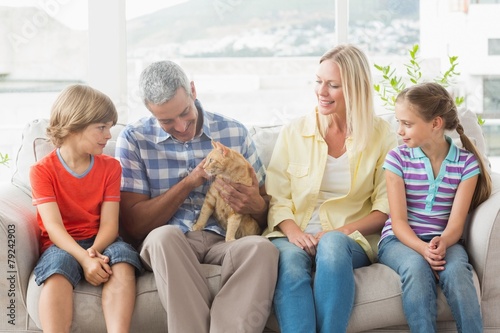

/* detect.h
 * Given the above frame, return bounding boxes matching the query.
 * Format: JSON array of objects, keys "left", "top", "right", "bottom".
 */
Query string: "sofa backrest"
[{"left": 11, "top": 108, "right": 489, "bottom": 196}]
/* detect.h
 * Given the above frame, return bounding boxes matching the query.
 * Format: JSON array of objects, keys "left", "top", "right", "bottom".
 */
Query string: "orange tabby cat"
[{"left": 192, "top": 141, "right": 261, "bottom": 241}]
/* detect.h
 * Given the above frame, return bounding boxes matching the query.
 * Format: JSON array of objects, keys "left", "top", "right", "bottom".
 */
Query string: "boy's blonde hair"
[
  {"left": 317, "top": 44, "right": 375, "bottom": 152},
  {"left": 47, "top": 84, "right": 118, "bottom": 147}
]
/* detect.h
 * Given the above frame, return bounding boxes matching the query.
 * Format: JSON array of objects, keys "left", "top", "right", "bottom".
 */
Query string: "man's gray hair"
[{"left": 139, "top": 61, "right": 192, "bottom": 106}]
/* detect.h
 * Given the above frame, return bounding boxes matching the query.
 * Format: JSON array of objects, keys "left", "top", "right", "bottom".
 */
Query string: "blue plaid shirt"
[{"left": 116, "top": 100, "right": 265, "bottom": 236}]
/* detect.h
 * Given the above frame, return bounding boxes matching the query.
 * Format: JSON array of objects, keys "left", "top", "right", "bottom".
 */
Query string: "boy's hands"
[
  {"left": 87, "top": 247, "right": 110, "bottom": 262},
  {"left": 82, "top": 248, "right": 112, "bottom": 286}
]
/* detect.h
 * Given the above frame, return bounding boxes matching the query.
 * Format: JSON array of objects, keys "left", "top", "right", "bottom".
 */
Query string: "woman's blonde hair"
[
  {"left": 47, "top": 84, "right": 118, "bottom": 147},
  {"left": 318, "top": 44, "right": 375, "bottom": 152},
  {"left": 396, "top": 82, "right": 492, "bottom": 209}
]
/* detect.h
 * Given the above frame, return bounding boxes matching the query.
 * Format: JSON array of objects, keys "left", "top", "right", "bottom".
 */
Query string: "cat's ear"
[
  {"left": 220, "top": 144, "right": 229, "bottom": 157},
  {"left": 214, "top": 141, "right": 229, "bottom": 156},
  {"left": 213, "top": 141, "right": 222, "bottom": 151},
  {"left": 212, "top": 141, "right": 225, "bottom": 156}
]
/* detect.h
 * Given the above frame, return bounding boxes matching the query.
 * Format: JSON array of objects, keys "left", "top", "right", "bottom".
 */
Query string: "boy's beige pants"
[{"left": 140, "top": 225, "right": 279, "bottom": 333}]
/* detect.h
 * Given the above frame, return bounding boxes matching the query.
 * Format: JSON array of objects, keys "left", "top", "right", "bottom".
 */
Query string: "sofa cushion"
[
  {"left": 33, "top": 138, "right": 54, "bottom": 162},
  {"left": 248, "top": 125, "right": 282, "bottom": 169},
  {"left": 265, "top": 262, "right": 481, "bottom": 332},
  {"left": 27, "top": 264, "right": 223, "bottom": 332},
  {"left": 12, "top": 119, "right": 50, "bottom": 196}
]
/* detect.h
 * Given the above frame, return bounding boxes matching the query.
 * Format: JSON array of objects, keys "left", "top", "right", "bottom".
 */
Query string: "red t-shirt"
[{"left": 30, "top": 150, "right": 121, "bottom": 253}]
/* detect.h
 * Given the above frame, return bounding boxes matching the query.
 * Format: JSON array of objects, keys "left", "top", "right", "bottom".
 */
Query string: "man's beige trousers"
[{"left": 140, "top": 225, "right": 279, "bottom": 333}]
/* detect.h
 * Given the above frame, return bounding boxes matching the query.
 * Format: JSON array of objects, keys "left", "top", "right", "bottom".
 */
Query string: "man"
[{"left": 116, "top": 60, "right": 278, "bottom": 333}]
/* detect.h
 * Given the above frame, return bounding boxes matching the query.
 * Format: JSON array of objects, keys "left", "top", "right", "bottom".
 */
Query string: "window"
[
  {"left": 126, "top": 0, "right": 336, "bottom": 126},
  {"left": 482, "top": 122, "right": 500, "bottom": 155},
  {"left": 348, "top": 0, "right": 419, "bottom": 56},
  {"left": 0, "top": 1, "right": 88, "bottom": 182},
  {"left": 488, "top": 38, "right": 500, "bottom": 55},
  {"left": 470, "top": 0, "right": 500, "bottom": 3},
  {"left": 2, "top": 0, "right": 500, "bottom": 183},
  {"left": 0, "top": 2, "right": 88, "bottom": 92},
  {"left": 484, "top": 77, "right": 500, "bottom": 115}
]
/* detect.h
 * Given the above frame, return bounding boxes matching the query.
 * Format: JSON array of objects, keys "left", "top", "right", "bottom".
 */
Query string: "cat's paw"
[{"left": 192, "top": 223, "right": 204, "bottom": 231}]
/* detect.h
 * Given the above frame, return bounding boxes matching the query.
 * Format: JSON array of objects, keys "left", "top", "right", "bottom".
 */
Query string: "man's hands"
[
  {"left": 82, "top": 248, "right": 112, "bottom": 286},
  {"left": 184, "top": 158, "right": 211, "bottom": 189},
  {"left": 214, "top": 171, "right": 266, "bottom": 216}
]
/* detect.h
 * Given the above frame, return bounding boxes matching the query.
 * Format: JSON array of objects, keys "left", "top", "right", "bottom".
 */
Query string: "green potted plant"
[
  {"left": 373, "top": 44, "right": 484, "bottom": 125},
  {"left": 0, "top": 152, "right": 10, "bottom": 167}
]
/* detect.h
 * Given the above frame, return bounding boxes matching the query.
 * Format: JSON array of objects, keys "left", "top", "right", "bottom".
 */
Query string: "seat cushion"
[
  {"left": 348, "top": 263, "right": 480, "bottom": 332},
  {"left": 26, "top": 264, "right": 223, "bottom": 332},
  {"left": 25, "top": 257, "right": 481, "bottom": 332}
]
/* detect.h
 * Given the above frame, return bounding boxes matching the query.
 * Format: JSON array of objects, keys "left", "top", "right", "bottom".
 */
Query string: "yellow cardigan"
[{"left": 263, "top": 112, "right": 397, "bottom": 261}]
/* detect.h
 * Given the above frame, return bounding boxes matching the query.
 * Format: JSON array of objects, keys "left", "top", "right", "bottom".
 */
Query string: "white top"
[{"left": 305, "top": 153, "right": 351, "bottom": 235}]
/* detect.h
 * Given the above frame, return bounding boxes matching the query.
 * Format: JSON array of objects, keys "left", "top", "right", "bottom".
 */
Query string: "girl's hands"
[{"left": 423, "top": 236, "right": 447, "bottom": 279}]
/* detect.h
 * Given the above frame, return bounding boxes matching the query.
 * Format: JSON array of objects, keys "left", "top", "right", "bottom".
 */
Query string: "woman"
[{"left": 264, "top": 44, "right": 397, "bottom": 333}]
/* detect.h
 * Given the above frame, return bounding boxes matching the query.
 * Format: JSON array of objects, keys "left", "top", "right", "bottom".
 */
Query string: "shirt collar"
[
  {"left": 410, "top": 136, "right": 459, "bottom": 162},
  {"left": 198, "top": 100, "right": 213, "bottom": 141},
  {"left": 301, "top": 108, "right": 323, "bottom": 140},
  {"left": 301, "top": 108, "right": 353, "bottom": 147}
]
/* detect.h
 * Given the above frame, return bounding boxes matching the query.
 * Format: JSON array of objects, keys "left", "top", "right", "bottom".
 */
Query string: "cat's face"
[{"left": 203, "top": 142, "right": 228, "bottom": 176}]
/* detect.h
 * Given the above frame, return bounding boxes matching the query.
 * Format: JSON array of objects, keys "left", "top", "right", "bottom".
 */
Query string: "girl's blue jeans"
[
  {"left": 271, "top": 231, "right": 371, "bottom": 333},
  {"left": 378, "top": 235, "right": 482, "bottom": 333}
]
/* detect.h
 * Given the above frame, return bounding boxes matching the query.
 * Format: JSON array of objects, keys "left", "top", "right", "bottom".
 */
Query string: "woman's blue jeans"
[
  {"left": 271, "top": 232, "right": 371, "bottom": 333},
  {"left": 378, "top": 235, "right": 482, "bottom": 333}
]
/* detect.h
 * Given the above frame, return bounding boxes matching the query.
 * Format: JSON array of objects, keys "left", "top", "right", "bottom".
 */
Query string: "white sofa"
[{"left": 1, "top": 111, "right": 500, "bottom": 333}]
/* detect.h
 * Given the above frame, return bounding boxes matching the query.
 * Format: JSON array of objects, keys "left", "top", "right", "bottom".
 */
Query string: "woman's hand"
[{"left": 288, "top": 230, "right": 318, "bottom": 257}]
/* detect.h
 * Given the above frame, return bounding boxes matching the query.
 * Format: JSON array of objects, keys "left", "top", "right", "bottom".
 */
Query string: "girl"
[
  {"left": 30, "top": 84, "right": 142, "bottom": 333},
  {"left": 378, "top": 82, "right": 492, "bottom": 332}
]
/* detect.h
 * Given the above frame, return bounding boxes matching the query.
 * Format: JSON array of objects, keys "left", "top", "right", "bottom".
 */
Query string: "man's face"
[{"left": 148, "top": 85, "right": 199, "bottom": 142}]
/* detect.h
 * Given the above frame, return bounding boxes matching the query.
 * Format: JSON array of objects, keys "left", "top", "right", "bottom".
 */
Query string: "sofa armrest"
[
  {"left": 464, "top": 172, "right": 500, "bottom": 329},
  {"left": 0, "top": 182, "right": 39, "bottom": 315}
]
